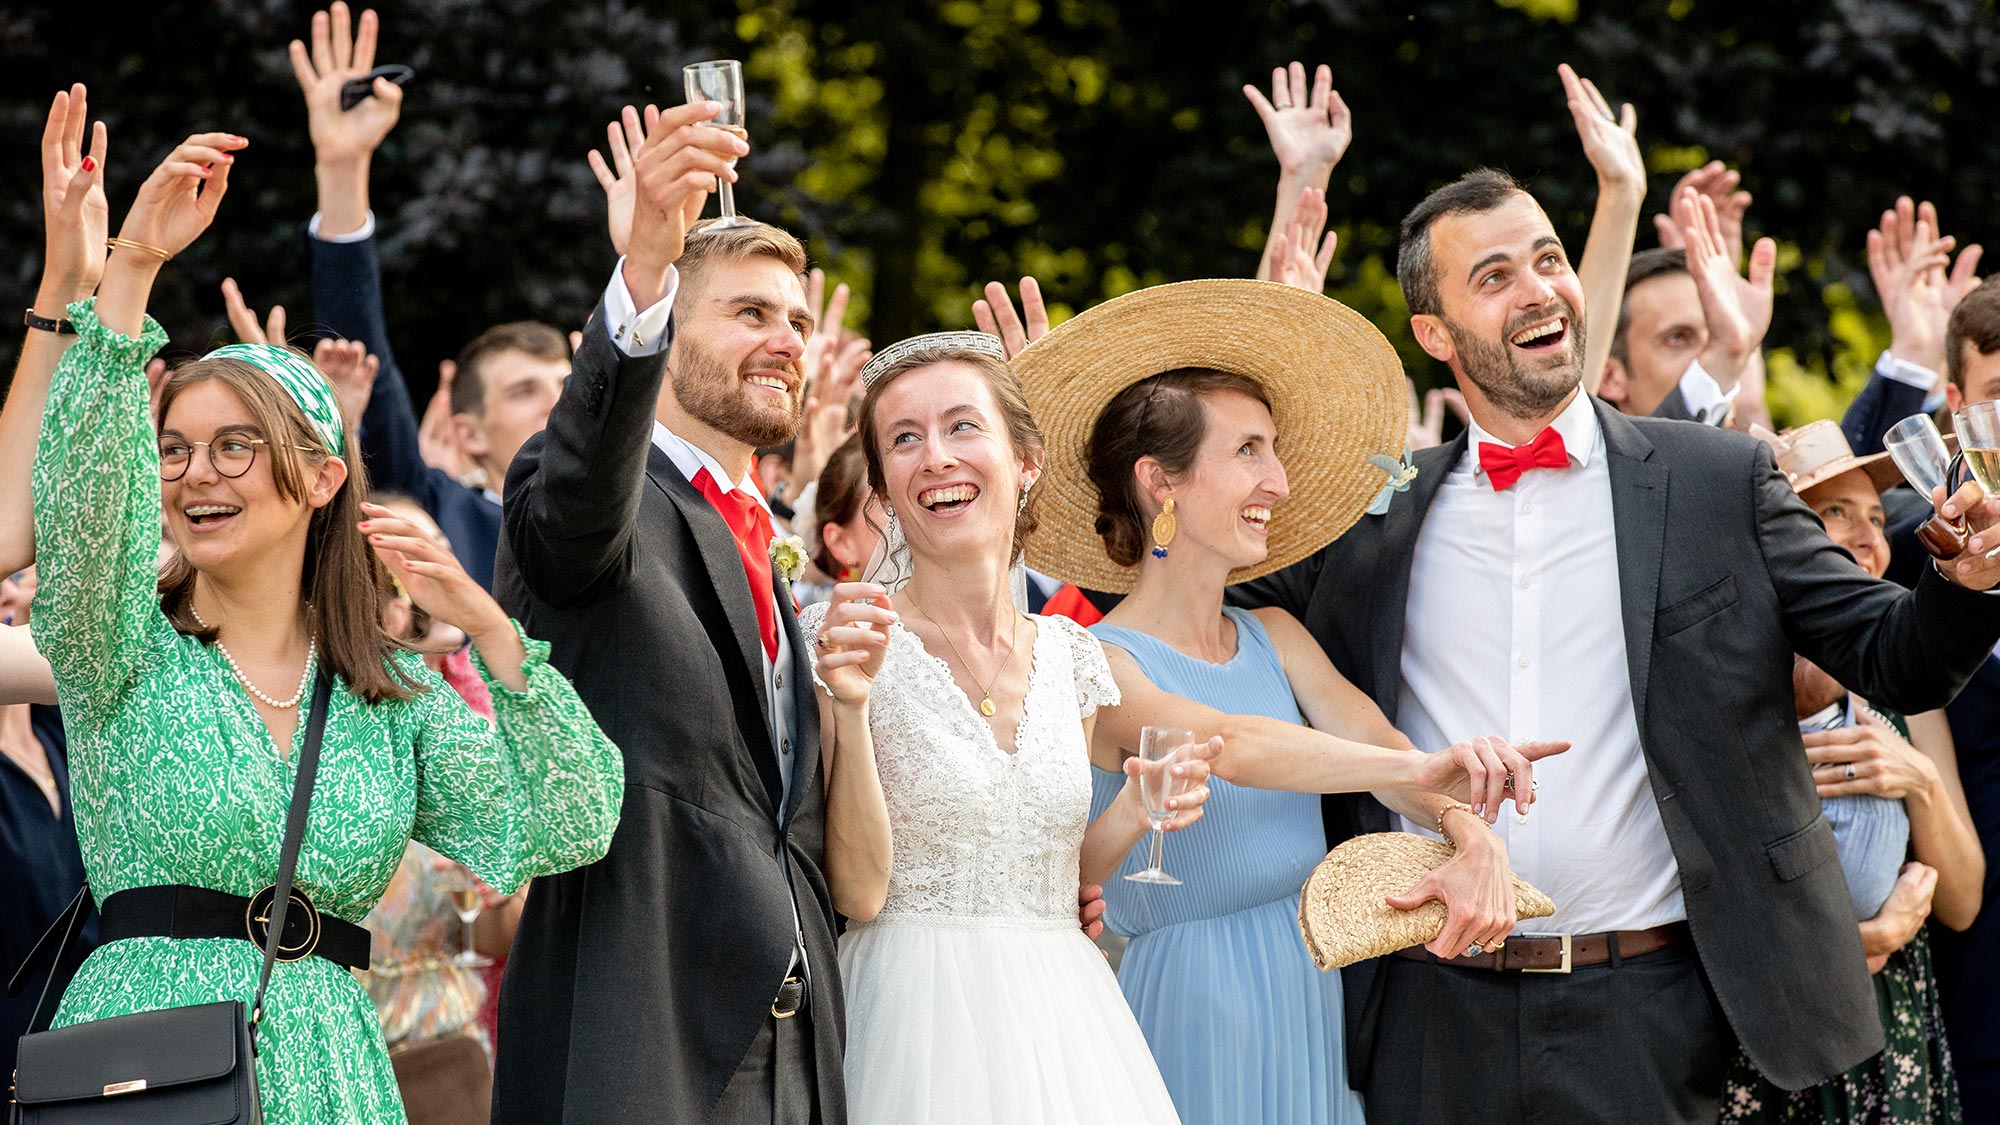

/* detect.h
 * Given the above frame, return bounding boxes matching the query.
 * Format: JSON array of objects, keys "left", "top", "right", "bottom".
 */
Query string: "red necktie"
[
  {"left": 1479, "top": 427, "right": 1571, "bottom": 491},
  {"left": 692, "top": 469, "right": 779, "bottom": 662}
]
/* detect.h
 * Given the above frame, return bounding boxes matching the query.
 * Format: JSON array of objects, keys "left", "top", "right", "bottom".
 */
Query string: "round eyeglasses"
[{"left": 157, "top": 436, "right": 320, "bottom": 481}]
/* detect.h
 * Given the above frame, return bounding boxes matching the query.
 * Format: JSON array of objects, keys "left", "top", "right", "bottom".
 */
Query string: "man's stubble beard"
[
  {"left": 1445, "top": 301, "right": 1587, "bottom": 422},
  {"left": 670, "top": 338, "right": 803, "bottom": 449}
]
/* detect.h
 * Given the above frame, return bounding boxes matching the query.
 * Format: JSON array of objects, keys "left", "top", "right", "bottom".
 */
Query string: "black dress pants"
[
  {"left": 711, "top": 1007, "right": 820, "bottom": 1125},
  {"left": 1362, "top": 943, "right": 1732, "bottom": 1124}
]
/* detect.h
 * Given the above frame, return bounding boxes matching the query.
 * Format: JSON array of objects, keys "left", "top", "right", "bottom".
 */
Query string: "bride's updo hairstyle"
[
  {"left": 1085, "top": 367, "right": 1272, "bottom": 567},
  {"left": 856, "top": 336, "right": 1046, "bottom": 566}
]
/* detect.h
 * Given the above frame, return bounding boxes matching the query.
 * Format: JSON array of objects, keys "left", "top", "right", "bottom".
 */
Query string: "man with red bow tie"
[{"left": 1236, "top": 168, "right": 2000, "bottom": 1122}]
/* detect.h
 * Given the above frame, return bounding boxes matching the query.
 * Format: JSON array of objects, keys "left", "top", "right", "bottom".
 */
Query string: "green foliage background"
[{"left": 4, "top": 0, "right": 1996, "bottom": 424}]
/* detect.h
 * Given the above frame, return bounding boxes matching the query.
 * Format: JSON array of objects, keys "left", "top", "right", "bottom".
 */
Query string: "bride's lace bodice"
[{"left": 800, "top": 607, "right": 1120, "bottom": 926}]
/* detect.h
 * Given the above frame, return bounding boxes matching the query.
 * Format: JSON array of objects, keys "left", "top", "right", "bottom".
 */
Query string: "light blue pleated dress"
[{"left": 1089, "top": 607, "right": 1367, "bottom": 1125}]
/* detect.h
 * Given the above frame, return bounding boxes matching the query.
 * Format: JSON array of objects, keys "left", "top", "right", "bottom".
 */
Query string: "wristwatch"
[{"left": 22, "top": 308, "right": 75, "bottom": 335}]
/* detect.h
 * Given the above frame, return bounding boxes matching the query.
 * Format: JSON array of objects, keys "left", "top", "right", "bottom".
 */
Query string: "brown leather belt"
[{"left": 1390, "top": 921, "right": 1688, "bottom": 973}]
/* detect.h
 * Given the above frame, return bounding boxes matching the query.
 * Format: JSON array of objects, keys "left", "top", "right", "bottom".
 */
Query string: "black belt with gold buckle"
[{"left": 97, "top": 883, "right": 371, "bottom": 970}]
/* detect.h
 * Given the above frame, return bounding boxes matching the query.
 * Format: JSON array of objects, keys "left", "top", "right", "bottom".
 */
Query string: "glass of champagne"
[
  {"left": 683, "top": 59, "right": 757, "bottom": 230},
  {"left": 440, "top": 868, "right": 494, "bottom": 968},
  {"left": 1885, "top": 413, "right": 1968, "bottom": 559},
  {"left": 1124, "top": 726, "right": 1194, "bottom": 885}
]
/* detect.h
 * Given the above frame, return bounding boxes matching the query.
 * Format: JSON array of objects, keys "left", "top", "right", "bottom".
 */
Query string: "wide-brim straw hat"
[
  {"left": 1015, "top": 279, "right": 1407, "bottom": 594},
  {"left": 1752, "top": 419, "right": 1904, "bottom": 495},
  {"left": 1298, "top": 833, "right": 1557, "bottom": 971}
]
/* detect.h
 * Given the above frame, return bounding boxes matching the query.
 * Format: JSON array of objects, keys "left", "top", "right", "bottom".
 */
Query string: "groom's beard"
[{"left": 1445, "top": 300, "right": 1585, "bottom": 421}]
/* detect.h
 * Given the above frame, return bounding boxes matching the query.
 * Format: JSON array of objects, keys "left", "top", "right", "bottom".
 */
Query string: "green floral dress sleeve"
[
  {"left": 30, "top": 297, "right": 169, "bottom": 732},
  {"left": 406, "top": 619, "right": 624, "bottom": 893}
]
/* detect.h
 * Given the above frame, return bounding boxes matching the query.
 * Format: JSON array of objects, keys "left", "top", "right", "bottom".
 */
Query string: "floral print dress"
[{"left": 29, "top": 300, "right": 625, "bottom": 1124}]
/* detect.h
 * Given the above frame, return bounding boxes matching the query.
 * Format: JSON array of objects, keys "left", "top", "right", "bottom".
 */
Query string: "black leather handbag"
[{"left": 8, "top": 672, "right": 333, "bottom": 1124}]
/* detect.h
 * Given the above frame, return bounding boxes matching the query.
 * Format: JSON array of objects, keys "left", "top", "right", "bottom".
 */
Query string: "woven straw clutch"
[{"left": 1299, "top": 832, "right": 1557, "bottom": 970}]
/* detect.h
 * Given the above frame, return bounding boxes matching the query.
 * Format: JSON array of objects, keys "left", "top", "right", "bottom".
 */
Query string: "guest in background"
[
  {"left": 795, "top": 432, "right": 879, "bottom": 604},
  {"left": 1720, "top": 421, "right": 1980, "bottom": 1123}
]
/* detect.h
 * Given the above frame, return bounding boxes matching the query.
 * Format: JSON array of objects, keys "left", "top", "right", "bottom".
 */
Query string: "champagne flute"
[
  {"left": 683, "top": 59, "right": 757, "bottom": 230},
  {"left": 439, "top": 868, "right": 494, "bottom": 968},
  {"left": 1124, "top": 726, "right": 1194, "bottom": 886},
  {"left": 1885, "top": 413, "right": 1969, "bottom": 559}
]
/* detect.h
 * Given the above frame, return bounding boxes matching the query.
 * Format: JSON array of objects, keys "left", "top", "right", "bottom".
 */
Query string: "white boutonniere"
[
  {"left": 1365, "top": 448, "right": 1419, "bottom": 516},
  {"left": 770, "top": 533, "right": 809, "bottom": 584}
]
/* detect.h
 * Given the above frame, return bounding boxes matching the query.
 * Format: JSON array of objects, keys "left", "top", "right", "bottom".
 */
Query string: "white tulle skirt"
[{"left": 839, "top": 912, "right": 1182, "bottom": 1124}]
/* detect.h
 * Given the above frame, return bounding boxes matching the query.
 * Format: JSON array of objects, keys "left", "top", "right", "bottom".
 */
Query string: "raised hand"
[
  {"left": 359, "top": 501, "right": 507, "bottom": 638},
  {"left": 1407, "top": 378, "right": 1470, "bottom": 451},
  {"left": 799, "top": 269, "right": 852, "bottom": 387},
  {"left": 972, "top": 277, "right": 1049, "bottom": 359},
  {"left": 1243, "top": 61, "right": 1352, "bottom": 177},
  {"left": 113, "top": 132, "right": 246, "bottom": 263},
  {"left": 1932, "top": 480, "right": 2000, "bottom": 591},
  {"left": 312, "top": 338, "right": 379, "bottom": 434},
  {"left": 1676, "top": 187, "right": 1778, "bottom": 386},
  {"left": 812, "top": 583, "right": 897, "bottom": 706},
  {"left": 1653, "top": 162, "right": 1752, "bottom": 261},
  {"left": 419, "top": 358, "right": 469, "bottom": 478},
  {"left": 1559, "top": 63, "right": 1641, "bottom": 196},
  {"left": 290, "top": 3, "right": 402, "bottom": 167},
  {"left": 40, "top": 84, "right": 109, "bottom": 308},
  {"left": 586, "top": 105, "right": 648, "bottom": 258},
  {"left": 1408, "top": 736, "right": 1570, "bottom": 821},
  {"left": 220, "top": 277, "right": 286, "bottom": 345},
  {"left": 1267, "top": 186, "right": 1338, "bottom": 293},
  {"left": 622, "top": 101, "right": 744, "bottom": 306},
  {"left": 1869, "top": 197, "right": 1982, "bottom": 377},
  {"left": 794, "top": 333, "right": 870, "bottom": 494}
]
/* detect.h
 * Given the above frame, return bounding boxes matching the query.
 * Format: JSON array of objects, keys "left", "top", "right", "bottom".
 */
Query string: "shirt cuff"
[
  {"left": 601, "top": 258, "right": 679, "bottom": 357},
  {"left": 1678, "top": 359, "right": 1735, "bottom": 427},
  {"left": 1876, "top": 350, "right": 1949, "bottom": 412},
  {"left": 307, "top": 211, "right": 377, "bottom": 243}
]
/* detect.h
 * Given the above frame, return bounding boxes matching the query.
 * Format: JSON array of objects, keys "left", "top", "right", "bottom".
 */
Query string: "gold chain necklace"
[{"left": 906, "top": 591, "right": 1021, "bottom": 719}]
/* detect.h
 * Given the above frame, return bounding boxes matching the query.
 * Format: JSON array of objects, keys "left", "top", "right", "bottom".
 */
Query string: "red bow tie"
[{"left": 1479, "top": 427, "right": 1570, "bottom": 491}]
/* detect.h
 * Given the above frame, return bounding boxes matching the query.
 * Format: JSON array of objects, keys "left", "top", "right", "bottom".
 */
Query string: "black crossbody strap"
[
  {"left": 15, "top": 883, "right": 93, "bottom": 1035},
  {"left": 248, "top": 669, "right": 333, "bottom": 1049}
]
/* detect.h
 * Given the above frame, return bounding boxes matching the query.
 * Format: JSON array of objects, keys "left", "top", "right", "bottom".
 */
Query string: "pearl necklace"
[{"left": 190, "top": 605, "right": 318, "bottom": 710}]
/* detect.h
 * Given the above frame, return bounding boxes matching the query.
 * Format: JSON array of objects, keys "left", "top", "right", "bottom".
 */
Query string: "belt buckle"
[
  {"left": 770, "top": 975, "right": 805, "bottom": 1020},
  {"left": 245, "top": 885, "right": 322, "bottom": 963},
  {"left": 1517, "top": 931, "right": 1572, "bottom": 974}
]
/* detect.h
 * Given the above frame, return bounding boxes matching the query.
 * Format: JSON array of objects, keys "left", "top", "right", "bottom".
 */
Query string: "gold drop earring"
[{"left": 1150, "top": 498, "right": 1177, "bottom": 559}]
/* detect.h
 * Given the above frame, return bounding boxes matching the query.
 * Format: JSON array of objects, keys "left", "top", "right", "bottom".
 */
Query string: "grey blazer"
[{"left": 1234, "top": 396, "right": 2000, "bottom": 1091}]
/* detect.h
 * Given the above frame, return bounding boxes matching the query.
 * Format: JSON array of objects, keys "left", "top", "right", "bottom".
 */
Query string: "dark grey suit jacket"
[
  {"left": 491, "top": 304, "right": 843, "bottom": 1123},
  {"left": 1235, "top": 397, "right": 2000, "bottom": 1091}
]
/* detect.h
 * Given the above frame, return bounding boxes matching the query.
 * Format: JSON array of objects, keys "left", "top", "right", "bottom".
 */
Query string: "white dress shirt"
[
  {"left": 1674, "top": 358, "right": 1735, "bottom": 426},
  {"left": 1396, "top": 390, "right": 1686, "bottom": 935}
]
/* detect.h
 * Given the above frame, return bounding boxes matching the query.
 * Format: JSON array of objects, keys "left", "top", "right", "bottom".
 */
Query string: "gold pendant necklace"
[{"left": 907, "top": 592, "right": 1021, "bottom": 719}]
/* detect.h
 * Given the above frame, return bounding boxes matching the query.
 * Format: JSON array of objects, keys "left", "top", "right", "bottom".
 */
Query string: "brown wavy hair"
[
  {"left": 856, "top": 346, "right": 1044, "bottom": 571},
  {"left": 1085, "top": 368, "right": 1272, "bottom": 567},
  {"left": 156, "top": 356, "right": 420, "bottom": 703},
  {"left": 811, "top": 432, "right": 868, "bottom": 577}
]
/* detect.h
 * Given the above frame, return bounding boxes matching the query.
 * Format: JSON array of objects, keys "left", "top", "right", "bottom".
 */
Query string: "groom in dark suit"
[
  {"left": 491, "top": 103, "right": 841, "bottom": 1123},
  {"left": 1237, "top": 169, "right": 2000, "bottom": 1123}
]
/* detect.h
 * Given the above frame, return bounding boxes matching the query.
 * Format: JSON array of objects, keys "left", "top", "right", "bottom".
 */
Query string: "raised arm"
[
  {"left": 1677, "top": 187, "right": 1778, "bottom": 397},
  {"left": 0, "top": 86, "right": 108, "bottom": 575},
  {"left": 1243, "top": 62, "right": 1351, "bottom": 282},
  {"left": 35, "top": 132, "right": 245, "bottom": 729},
  {"left": 1560, "top": 63, "right": 1644, "bottom": 396},
  {"left": 503, "top": 101, "right": 740, "bottom": 605}
]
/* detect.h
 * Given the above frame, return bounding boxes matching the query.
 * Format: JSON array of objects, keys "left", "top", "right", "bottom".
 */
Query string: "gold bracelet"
[
  {"left": 105, "top": 237, "right": 173, "bottom": 262},
  {"left": 1434, "top": 800, "right": 1476, "bottom": 839}
]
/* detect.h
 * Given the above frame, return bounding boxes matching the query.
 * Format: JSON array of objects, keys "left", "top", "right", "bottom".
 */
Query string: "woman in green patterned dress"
[{"left": 28, "top": 130, "right": 625, "bottom": 1123}]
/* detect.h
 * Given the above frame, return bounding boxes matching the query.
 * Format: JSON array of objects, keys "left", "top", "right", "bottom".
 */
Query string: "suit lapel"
[
  {"left": 775, "top": 579, "right": 819, "bottom": 827},
  {"left": 1368, "top": 433, "right": 1468, "bottom": 717},
  {"left": 648, "top": 448, "right": 783, "bottom": 810},
  {"left": 1597, "top": 401, "right": 1669, "bottom": 734}
]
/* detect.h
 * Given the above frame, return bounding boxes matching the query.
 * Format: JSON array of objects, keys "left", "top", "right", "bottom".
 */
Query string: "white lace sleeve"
[
  {"left": 796, "top": 600, "right": 832, "bottom": 695},
  {"left": 1051, "top": 615, "right": 1121, "bottom": 717}
]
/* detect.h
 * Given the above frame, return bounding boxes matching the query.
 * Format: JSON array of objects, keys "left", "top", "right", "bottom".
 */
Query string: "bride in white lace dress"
[{"left": 801, "top": 333, "right": 1214, "bottom": 1124}]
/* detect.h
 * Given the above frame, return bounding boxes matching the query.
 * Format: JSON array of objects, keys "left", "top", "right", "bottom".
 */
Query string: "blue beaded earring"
[{"left": 1150, "top": 498, "right": 1177, "bottom": 559}]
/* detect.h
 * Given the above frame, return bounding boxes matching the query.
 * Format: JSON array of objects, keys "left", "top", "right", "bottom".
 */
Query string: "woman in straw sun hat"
[
  {"left": 1011, "top": 277, "right": 1565, "bottom": 1124},
  {"left": 1717, "top": 420, "right": 1978, "bottom": 1123}
]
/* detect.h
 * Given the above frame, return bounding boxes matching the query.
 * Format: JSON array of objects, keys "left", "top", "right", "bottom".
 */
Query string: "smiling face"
[
  {"left": 1800, "top": 469, "right": 1889, "bottom": 579},
  {"left": 666, "top": 254, "right": 813, "bottom": 450},
  {"left": 1411, "top": 192, "right": 1587, "bottom": 421},
  {"left": 1148, "top": 390, "right": 1289, "bottom": 571},
  {"left": 1599, "top": 271, "right": 1705, "bottom": 416},
  {"left": 158, "top": 376, "right": 345, "bottom": 580},
  {"left": 868, "top": 359, "right": 1040, "bottom": 568}
]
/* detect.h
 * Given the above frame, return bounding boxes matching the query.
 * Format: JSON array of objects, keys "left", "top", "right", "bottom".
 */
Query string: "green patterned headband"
[{"left": 200, "top": 343, "right": 345, "bottom": 454}]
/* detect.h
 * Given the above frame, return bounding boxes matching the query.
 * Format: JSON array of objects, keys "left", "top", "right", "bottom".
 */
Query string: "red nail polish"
[{"left": 80, "top": 156, "right": 95, "bottom": 172}]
